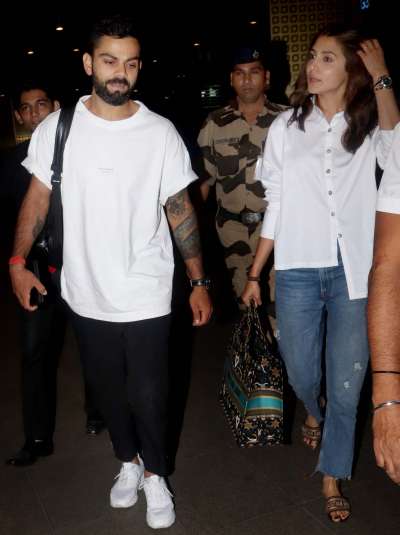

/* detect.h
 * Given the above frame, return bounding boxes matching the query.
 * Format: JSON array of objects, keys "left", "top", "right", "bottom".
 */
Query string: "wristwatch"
[
  {"left": 190, "top": 277, "right": 211, "bottom": 290},
  {"left": 374, "top": 75, "right": 393, "bottom": 90}
]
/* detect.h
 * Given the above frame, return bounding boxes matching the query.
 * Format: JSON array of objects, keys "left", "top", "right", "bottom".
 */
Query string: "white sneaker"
[
  {"left": 143, "top": 475, "right": 175, "bottom": 529},
  {"left": 110, "top": 459, "right": 144, "bottom": 508}
]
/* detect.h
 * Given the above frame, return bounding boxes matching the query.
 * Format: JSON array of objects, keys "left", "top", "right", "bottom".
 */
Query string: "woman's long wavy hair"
[{"left": 288, "top": 24, "right": 378, "bottom": 153}]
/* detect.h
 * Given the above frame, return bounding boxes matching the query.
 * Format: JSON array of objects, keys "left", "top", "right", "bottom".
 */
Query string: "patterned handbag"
[{"left": 219, "top": 306, "right": 283, "bottom": 447}]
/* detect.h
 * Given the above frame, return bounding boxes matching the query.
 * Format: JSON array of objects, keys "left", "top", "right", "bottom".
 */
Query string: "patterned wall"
[{"left": 269, "top": 0, "right": 348, "bottom": 92}]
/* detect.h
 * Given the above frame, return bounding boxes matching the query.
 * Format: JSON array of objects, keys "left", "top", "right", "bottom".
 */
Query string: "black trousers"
[
  {"left": 69, "top": 311, "right": 171, "bottom": 476},
  {"left": 19, "top": 300, "right": 100, "bottom": 443},
  {"left": 19, "top": 301, "right": 65, "bottom": 442}
]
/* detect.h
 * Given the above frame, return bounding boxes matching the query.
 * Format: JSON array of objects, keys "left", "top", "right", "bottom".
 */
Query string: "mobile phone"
[{"left": 30, "top": 287, "right": 45, "bottom": 307}]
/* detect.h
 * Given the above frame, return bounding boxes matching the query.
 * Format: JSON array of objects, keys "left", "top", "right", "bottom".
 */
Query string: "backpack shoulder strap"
[
  {"left": 50, "top": 105, "right": 76, "bottom": 186},
  {"left": 46, "top": 105, "right": 76, "bottom": 275}
]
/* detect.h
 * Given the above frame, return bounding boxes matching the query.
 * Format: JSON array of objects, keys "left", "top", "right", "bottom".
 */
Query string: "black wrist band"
[
  {"left": 372, "top": 370, "right": 400, "bottom": 375},
  {"left": 190, "top": 277, "right": 211, "bottom": 289}
]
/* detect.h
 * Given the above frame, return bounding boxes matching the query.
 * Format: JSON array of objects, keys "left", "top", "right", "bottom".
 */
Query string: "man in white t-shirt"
[
  {"left": 368, "top": 122, "right": 400, "bottom": 486},
  {"left": 8, "top": 15, "right": 212, "bottom": 530}
]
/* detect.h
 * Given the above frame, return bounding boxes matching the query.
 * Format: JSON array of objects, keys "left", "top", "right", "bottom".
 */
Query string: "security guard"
[{"left": 198, "top": 46, "right": 287, "bottom": 307}]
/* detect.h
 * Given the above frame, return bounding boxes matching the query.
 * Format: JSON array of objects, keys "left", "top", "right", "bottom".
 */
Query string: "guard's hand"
[
  {"left": 357, "top": 39, "right": 388, "bottom": 81},
  {"left": 9, "top": 265, "right": 47, "bottom": 311},
  {"left": 373, "top": 405, "right": 400, "bottom": 484},
  {"left": 241, "top": 281, "right": 262, "bottom": 307},
  {"left": 189, "top": 286, "right": 212, "bottom": 326}
]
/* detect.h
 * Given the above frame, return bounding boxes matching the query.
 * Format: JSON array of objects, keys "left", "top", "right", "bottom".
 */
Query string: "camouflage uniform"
[{"left": 198, "top": 98, "right": 286, "bottom": 300}]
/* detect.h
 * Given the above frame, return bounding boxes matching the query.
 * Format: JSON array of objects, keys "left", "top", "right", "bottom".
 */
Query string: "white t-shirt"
[
  {"left": 23, "top": 96, "right": 197, "bottom": 322},
  {"left": 260, "top": 106, "right": 394, "bottom": 300}
]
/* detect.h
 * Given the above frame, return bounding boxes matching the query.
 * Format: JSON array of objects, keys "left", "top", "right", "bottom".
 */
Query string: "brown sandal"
[
  {"left": 325, "top": 495, "right": 351, "bottom": 523},
  {"left": 301, "top": 422, "right": 321, "bottom": 450}
]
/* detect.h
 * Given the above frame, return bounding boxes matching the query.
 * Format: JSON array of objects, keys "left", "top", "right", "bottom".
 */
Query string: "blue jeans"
[{"left": 275, "top": 255, "right": 368, "bottom": 479}]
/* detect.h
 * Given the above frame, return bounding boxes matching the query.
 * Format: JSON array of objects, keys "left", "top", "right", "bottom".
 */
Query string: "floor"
[{"left": 1, "top": 269, "right": 400, "bottom": 535}]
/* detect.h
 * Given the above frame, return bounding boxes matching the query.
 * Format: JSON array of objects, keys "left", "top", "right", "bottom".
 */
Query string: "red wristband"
[{"left": 9, "top": 255, "right": 26, "bottom": 266}]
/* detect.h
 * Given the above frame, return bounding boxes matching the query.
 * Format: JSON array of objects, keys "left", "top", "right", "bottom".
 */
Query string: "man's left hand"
[{"left": 189, "top": 287, "right": 212, "bottom": 326}]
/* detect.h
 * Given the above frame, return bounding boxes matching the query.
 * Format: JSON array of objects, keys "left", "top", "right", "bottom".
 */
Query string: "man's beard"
[{"left": 92, "top": 73, "right": 132, "bottom": 106}]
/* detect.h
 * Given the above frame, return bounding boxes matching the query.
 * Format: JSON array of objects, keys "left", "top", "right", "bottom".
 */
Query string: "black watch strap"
[{"left": 190, "top": 277, "right": 211, "bottom": 289}]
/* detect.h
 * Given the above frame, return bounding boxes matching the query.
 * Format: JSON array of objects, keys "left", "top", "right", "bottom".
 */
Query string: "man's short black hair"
[
  {"left": 87, "top": 14, "right": 140, "bottom": 55},
  {"left": 11, "top": 80, "right": 56, "bottom": 110}
]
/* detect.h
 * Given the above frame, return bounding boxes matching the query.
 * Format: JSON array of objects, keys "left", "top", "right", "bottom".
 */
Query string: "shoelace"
[
  {"left": 114, "top": 465, "right": 141, "bottom": 486},
  {"left": 145, "top": 478, "right": 173, "bottom": 506}
]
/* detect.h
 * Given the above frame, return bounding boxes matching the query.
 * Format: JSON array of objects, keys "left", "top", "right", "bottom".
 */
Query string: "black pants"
[
  {"left": 19, "top": 300, "right": 100, "bottom": 443},
  {"left": 69, "top": 311, "right": 171, "bottom": 476},
  {"left": 19, "top": 301, "right": 65, "bottom": 442}
]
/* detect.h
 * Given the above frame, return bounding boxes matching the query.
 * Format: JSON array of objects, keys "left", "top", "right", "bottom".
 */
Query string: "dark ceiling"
[
  {"left": 0, "top": 1, "right": 395, "bottom": 110},
  {"left": 0, "top": 3, "right": 270, "bottom": 94}
]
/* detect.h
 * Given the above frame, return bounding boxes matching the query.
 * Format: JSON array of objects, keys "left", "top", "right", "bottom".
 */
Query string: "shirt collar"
[
  {"left": 309, "top": 96, "right": 345, "bottom": 126},
  {"left": 230, "top": 96, "right": 271, "bottom": 118}
]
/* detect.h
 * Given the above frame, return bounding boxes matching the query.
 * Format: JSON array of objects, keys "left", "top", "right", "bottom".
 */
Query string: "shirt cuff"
[
  {"left": 376, "top": 196, "right": 400, "bottom": 215},
  {"left": 260, "top": 208, "right": 278, "bottom": 239},
  {"left": 160, "top": 171, "right": 198, "bottom": 206},
  {"left": 21, "top": 157, "right": 52, "bottom": 190}
]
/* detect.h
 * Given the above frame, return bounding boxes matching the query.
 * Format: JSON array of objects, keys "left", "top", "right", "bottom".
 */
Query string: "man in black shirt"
[
  {"left": 2, "top": 83, "right": 104, "bottom": 467},
  {"left": 1, "top": 87, "right": 60, "bottom": 250}
]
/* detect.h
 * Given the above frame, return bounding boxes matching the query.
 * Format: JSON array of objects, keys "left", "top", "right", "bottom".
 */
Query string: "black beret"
[{"left": 231, "top": 46, "right": 266, "bottom": 69}]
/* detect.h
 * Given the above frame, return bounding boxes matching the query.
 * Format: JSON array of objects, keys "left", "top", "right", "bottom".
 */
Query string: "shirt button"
[
  {"left": 326, "top": 169, "right": 331, "bottom": 174},
  {"left": 331, "top": 211, "right": 335, "bottom": 217},
  {"left": 327, "top": 148, "right": 332, "bottom": 153},
  {"left": 328, "top": 190, "right": 333, "bottom": 195},
  {"left": 328, "top": 128, "right": 332, "bottom": 132},
  {"left": 338, "top": 233, "right": 343, "bottom": 238}
]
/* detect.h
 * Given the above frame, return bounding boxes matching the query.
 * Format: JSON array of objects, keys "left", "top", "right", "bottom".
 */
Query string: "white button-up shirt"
[
  {"left": 377, "top": 122, "right": 400, "bottom": 214},
  {"left": 260, "top": 106, "right": 394, "bottom": 299}
]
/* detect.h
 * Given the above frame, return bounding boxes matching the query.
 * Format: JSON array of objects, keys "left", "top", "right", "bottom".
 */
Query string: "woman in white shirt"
[{"left": 242, "top": 25, "right": 399, "bottom": 522}]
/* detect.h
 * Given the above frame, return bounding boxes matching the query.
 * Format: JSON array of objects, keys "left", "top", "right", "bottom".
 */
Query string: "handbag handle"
[
  {"left": 246, "top": 303, "right": 264, "bottom": 331},
  {"left": 238, "top": 304, "right": 265, "bottom": 348}
]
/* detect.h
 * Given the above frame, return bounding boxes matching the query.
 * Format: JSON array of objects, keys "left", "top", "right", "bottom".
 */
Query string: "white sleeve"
[
  {"left": 377, "top": 123, "right": 400, "bottom": 214},
  {"left": 160, "top": 123, "right": 198, "bottom": 205},
  {"left": 259, "top": 115, "right": 286, "bottom": 239},
  {"left": 374, "top": 126, "right": 396, "bottom": 169},
  {"left": 21, "top": 111, "right": 60, "bottom": 190}
]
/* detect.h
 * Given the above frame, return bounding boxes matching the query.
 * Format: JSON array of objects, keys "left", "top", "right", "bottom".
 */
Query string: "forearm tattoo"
[
  {"left": 173, "top": 212, "right": 201, "bottom": 260},
  {"left": 166, "top": 189, "right": 186, "bottom": 217},
  {"left": 32, "top": 216, "right": 45, "bottom": 240}
]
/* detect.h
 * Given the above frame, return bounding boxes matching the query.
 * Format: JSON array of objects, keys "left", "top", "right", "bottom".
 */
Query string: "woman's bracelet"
[
  {"left": 247, "top": 275, "right": 260, "bottom": 282},
  {"left": 372, "top": 400, "right": 400, "bottom": 413}
]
